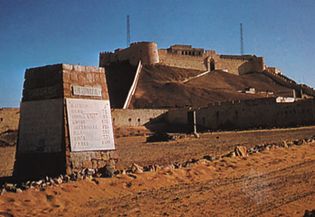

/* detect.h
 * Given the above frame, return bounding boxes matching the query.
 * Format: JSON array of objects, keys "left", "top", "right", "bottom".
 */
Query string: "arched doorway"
[{"left": 210, "top": 59, "right": 215, "bottom": 71}]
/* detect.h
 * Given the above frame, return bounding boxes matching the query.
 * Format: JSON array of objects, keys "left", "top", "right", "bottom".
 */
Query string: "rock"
[
  {"left": 304, "top": 209, "right": 315, "bottom": 217},
  {"left": 203, "top": 155, "right": 215, "bottom": 161},
  {"left": 163, "top": 164, "right": 175, "bottom": 170},
  {"left": 54, "top": 177, "right": 63, "bottom": 185},
  {"left": 293, "top": 139, "right": 304, "bottom": 146},
  {"left": 99, "top": 165, "right": 115, "bottom": 178},
  {"left": 36, "top": 180, "right": 43, "bottom": 186},
  {"left": 4, "top": 183, "right": 16, "bottom": 192},
  {"left": 16, "top": 188, "right": 23, "bottom": 193},
  {"left": 198, "top": 159, "right": 210, "bottom": 164},
  {"left": 235, "top": 146, "right": 248, "bottom": 157},
  {"left": 128, "top": 174, "right": 137, "bottom": 179},
  {"left": 248, "top": 147, "right": 255, "bottom": 154},
  {"left": 1, "top": 188, "right": 6, "bottom": 195},
  {"left": 70, "top": 174, "right": 77, "bottom": 181},
  {"left": 64, "top": 175, "right": 71, "bottom": 182},
  {"left": 154, "top": 164, "right": 161, "bottom": 171},
  {"left": 130, "top": 163, "right": 143, "bottom": 174},
  {"left": 282, "top": 140, "right": 289, "bottom": 148},
  {"left": 173, "top": 162, "right": 182, "bottom": 169}
]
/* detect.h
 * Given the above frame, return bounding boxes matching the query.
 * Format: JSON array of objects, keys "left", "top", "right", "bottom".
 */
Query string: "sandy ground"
[
  {"left": 114, "top": 126, "right": 315, "bottom": 168},
  {"left": 1, "top": 126, "right": 315, "bottom": 177},
  {"left": 0, "top": 142, "right": 314, "bottom": 217}
]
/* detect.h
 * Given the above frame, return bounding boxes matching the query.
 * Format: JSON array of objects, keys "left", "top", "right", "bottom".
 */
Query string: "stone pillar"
[{"left": 14, "top": 64, "right": 117, "bottom": 180}]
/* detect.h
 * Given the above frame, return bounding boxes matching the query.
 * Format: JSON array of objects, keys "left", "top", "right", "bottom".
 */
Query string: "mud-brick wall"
[
  {"left": 158, "top": 50, "right": 207, "bottom": 71},
  {"left": 218, "top": 57, "right": 249, "bottom": 75},
  {"left": 111, "top": 109, "right": 168, "bottom": 127},
  {"left": 197, "top": 98, "right": 315, "bottom": 130},
  {"left": 99, "top": 42, "right": 159, "bottom": 67},
  {"left": 218, "top": 56, "right": 265, "bottom": 75},
  {"left": 166, "top": 108, "right": 189, "bottom": 125}
]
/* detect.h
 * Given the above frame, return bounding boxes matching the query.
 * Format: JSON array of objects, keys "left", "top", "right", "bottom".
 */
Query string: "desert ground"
[
  {"left": 0, "top": 138, "right": 314, "bottom": 217},
  {"left": 0, "top": 123, "right": 314, "bottom": 216}
]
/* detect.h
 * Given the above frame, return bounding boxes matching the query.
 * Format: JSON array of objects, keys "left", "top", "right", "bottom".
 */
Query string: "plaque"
[
  {"left": 66, "top": 98, "right": 115, "bottom": 151},
  {"left": 72, "top": 86, "right": 102, "bottom": 97},
  {"left": 18, "top": 99, "right": 63, "bottom": 153}
]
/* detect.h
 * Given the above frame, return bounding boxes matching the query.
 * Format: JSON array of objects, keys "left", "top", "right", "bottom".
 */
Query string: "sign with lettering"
[
  {"left": 72, "top": 86, "right": 102, "bottom": 97},
  {"left": 66, "top": 98, "right": 115, "bottom": 151},
  {"left": 18, "top": 99, "right": 63, "bottom": 153}
]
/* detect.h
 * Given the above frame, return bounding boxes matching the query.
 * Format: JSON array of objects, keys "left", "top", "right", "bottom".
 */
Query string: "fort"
[
  {"left": 97, "top": 41, "right": 315, "bottom": 132},
  {"left": 100, "top": 42, "right": 265, "bottom": 74}
]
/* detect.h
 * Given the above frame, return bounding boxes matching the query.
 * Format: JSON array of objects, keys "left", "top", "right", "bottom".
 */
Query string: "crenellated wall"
[
  {"left": 99, "top": 42, "right": 159, "bottom": 67},
  {"left": 158, "top": 50, "right": 207, "bottom": 71},
  {"left": 99, "top": 42, "right": 265, "bottom": 75},
  {"left": 166, "top": 98, "right": 315, "bottom": 131}
]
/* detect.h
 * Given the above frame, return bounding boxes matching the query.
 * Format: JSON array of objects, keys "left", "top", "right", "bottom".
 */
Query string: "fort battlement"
[{"left": 99, "top": 42, "right": 265, "bottom": 75}]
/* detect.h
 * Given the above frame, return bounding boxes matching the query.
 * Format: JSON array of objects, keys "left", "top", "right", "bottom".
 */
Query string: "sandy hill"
[
  {"left": 130, "top": 65, "right": 295, "bottom": 108},
  {"left": 104, "top": 63, "right": 314, "bottom": 109}
]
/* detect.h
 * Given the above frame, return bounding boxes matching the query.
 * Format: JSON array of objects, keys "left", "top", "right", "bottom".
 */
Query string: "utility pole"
[
  {"left": 240, "top": 23, "right": 244, "bottom": 55},
  {"left": 127, "top": 15, "right": 131, "bottom": 47}
]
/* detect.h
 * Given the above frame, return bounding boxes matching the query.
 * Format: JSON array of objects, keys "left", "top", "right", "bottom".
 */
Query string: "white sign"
[
  {"left": 66, "top": 98, "right": 115, "bottom": 151},
  {"left": 18, "top": 99, "right": 63, "bottom": 153},
  {"left": 72, "top": 86, "right": 102, "bottom": 97}
]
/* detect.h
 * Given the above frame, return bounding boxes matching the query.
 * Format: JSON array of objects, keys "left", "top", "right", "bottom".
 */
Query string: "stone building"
[{"left": 99, "top": 42, "right": 265, "bottom": 75}]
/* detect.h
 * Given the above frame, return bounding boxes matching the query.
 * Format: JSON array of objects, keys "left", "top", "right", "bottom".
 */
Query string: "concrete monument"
[{"left": 14, "top": 64, "right": 117, "bottom": 179}]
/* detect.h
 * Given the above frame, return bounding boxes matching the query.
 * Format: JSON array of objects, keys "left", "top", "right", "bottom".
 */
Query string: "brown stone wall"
[
  {"left": 111, "top": 109, "right": 168, "bottom": 127},
  {"left": 196, "top": 98, "right": 315, "bottom": 130},
  {"left": 219, "top": 57, "right": 248, "bottom": 75},
  {"left": 158, "top": 50, "right": 207, "bottom": 71},
  {"left": 166, "top": 98, "right": 315, "bottom": 131},
  {"left": 99, "top": 42, "right": 159, "bottom": 67}
]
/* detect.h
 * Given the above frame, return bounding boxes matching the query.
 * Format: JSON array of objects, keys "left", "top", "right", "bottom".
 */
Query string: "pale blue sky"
[{"left": 1, "top": 0, "right": 315, "bottom": 107}]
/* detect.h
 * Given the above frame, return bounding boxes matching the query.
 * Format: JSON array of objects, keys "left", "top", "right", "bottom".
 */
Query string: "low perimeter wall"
[
  {"left": 112, "top": 109, "right": 168, "bottom": 127},
  {"left": 166, "top": 98, "right": 315, "bottom": 131}
]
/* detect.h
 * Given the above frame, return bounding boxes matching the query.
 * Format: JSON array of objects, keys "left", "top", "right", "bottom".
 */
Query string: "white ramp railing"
[{"left": 123, "top": 61, "right": 142, "bottom": 109}]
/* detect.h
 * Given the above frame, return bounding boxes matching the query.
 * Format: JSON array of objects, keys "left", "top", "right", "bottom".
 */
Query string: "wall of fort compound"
[
  {"left": 99, "top": 42, "right": 265, "bottom": 75},
  {"left": 166, "top": 98, "right": 315, "bottom": 131},
  {"left": 111, "top": 109, "right": 168, "bottom": 127},
  {"left": 158, "top": 49, "right": 207, "bottom": 71},
  {"left": 99, "top": 42, "right": 159, "bottom": 67}
]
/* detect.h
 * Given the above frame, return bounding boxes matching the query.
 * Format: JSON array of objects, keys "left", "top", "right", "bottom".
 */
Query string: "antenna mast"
[
  {"left": 127, "top": 15, "right": 131, "bottom": 47},
  {"left": 240, "top": 23, "right": 244, "bottom": 55}
]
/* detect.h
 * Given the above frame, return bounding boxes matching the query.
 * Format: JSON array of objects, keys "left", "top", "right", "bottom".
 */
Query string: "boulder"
[
  {"left": 130, "top": 163, "right": 143, "bottom": 174},
  {"left": 234, "top": 146, "right": 248, "bottom": 157}
]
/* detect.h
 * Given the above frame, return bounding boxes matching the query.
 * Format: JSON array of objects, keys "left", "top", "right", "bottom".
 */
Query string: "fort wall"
[
  {"left": 99, "top": 42, "right": 159, "bottom": 67},
  {"left": 99, "top": 42, "right": 265, "bottom": 75},
  {"left": 166, "top": 98, "right": 315, "bottom": 131},
  {"left": 112, "top": 109, "right": 168, "bottom": 127},
  {"left": 158, "top": 50, "right": 207, "bottom": 71}
]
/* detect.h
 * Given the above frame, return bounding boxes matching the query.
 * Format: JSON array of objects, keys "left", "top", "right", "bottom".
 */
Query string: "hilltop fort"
[
  {"left": 99, "top": 42, "right": 315, "bottom": 110},
  {"left": 99, "top": 42, "right": 264, "bottom": 74}
]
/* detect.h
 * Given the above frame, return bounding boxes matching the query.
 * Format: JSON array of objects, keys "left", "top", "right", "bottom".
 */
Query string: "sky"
[{"left": 1, "top": 0, "right": 315, "bottom": 107}]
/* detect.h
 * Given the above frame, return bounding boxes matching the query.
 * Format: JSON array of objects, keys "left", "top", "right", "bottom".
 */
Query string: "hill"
[{"left": 129, "top": 64, "right": 293, "bottom": 108}]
